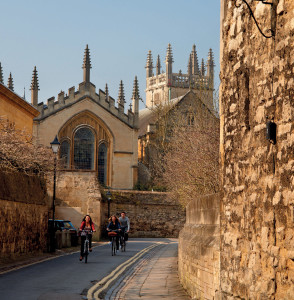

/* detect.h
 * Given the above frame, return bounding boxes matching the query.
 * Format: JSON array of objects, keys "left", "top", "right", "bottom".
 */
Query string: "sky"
[{"left": 0, "top": 0, "right": 220, "bottom": 110}]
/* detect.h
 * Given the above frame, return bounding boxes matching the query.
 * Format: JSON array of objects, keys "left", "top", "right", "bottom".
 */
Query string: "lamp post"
[
  {"left": 49, "top": 135, "right": 60, "bottom": 252},
  {"left": 106, "top": 187, "right": 112, "bottom": 218}
]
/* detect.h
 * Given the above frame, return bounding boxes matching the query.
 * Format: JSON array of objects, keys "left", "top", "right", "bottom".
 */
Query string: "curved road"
[{"left": 0, "top": 238, "right": 186, "bottom": 300}]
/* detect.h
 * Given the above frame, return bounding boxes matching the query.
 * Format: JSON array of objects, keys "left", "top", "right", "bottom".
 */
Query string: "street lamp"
[
  {"left": 49, "top": 135, "right": 60, "bottom": 252},
  {"left": 106, "top": 187, "right": 112, "bottom": 218}
]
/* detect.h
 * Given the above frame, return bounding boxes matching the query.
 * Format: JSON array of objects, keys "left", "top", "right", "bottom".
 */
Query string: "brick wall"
[
  {"left": 100, "top": 190, "right": 186, "bottom": 238},
  {"left": 0, "top": 171, "right": 49, "bottom": 259},
  {"left": 178, "top": 193, "right": 220, "bottom": 300},
  {"left": 220, "top": 1, "right": 294, "bottom": 298}
]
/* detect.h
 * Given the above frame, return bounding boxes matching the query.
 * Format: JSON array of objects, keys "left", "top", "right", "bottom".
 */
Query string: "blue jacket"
[{"left": 107, "top": 220, "right": 121, "bottom": 231}]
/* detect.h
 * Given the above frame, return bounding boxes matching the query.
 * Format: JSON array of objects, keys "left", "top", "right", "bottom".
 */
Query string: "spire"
[
  {"left": 187, "top": 54, "right": 192, "bottom": 76},
  {"left": 0, "top": 62, "right": 3, "bottom": 84},
  {"left": 82, "top": 44, "right": 91, "bottom": 83},
  {"left": 117, "top": 80, "right": 125, "bottom": 105},
  {"left": 165, "top": 44, "right": 173, "bottom": 86},
  {"left": 30, "top": 66, "right": 39, "bottom": 106},
  {"left": 23, "top": 87, "right": 26, "bottom": 100},
  {"left": 31, "top": 66, "right": 39, "bottom": 90},
  {"left": 206, "top": 48, "right": 215, "bottom": 89},
  {"left": 105, "top": 83, "right": 109, "bottom": 102},
  {"left": 190, "top": 44, "right": 199, "bottom": 75},
  {"left": 156, "top": 55, "right": 161, "bottom": 76},
  {"left": 145, "top": 50, "right": 153, "bottom": 78},
  {"left": 132, "top": 76, "right": 140, "bottom": 100},
  {"left": 132, "top": 76, "right": 139, "bottom": 129},
  {"left": 201, "top": 58, "right": 206, "bottom": 76},
  {"left": 165, "top": 43, "right": 173, "bottom": 64},
  {"left": 7, "top": 73, "right": 14, "bottom": 91}
]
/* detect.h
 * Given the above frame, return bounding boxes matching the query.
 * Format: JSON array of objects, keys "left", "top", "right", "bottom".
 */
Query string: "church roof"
[{"left": 138, "top": 93, "right": 187, "bottom": 137}]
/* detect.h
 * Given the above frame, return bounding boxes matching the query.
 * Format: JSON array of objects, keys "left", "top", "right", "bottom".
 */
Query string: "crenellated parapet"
[
  {"left": 33, "top": 45, "right": 140, "bottom": 129},
  {"left": 35, "top": 80, "right": 138, "bottom": 128},
  {"left": 145, "top": 44, "right": 214, "bottom": 108}
]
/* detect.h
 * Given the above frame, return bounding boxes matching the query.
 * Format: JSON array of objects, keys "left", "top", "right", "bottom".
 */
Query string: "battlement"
[
  {"left": 146, "top": 72, "right": 210, "bottom": 90},
  {"left": 145, "top": 44, "right": 214, "bottom": 108},
  {"left": 34, "top": 81, "right": 137, "bottom": 128}
]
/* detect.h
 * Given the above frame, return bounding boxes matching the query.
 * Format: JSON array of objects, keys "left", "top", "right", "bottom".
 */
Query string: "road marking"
[{"left": 87, "top": 243, "right": 160, "bottom": 300}]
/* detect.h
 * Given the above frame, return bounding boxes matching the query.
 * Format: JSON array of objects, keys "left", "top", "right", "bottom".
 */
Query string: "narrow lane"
[{"left": 0, "top": 239, "right": 159, "bottom": 300}]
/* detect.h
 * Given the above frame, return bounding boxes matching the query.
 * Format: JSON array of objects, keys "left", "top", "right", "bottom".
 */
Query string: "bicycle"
[
  {"left": 108, "top": 230, "right": 119, "bottom": 256},
  {"left": 80, "top": 229, "right": 92, "bottom": 263},
  {"left": 120, "top": 230, "right": 126, "bottom": 252}
]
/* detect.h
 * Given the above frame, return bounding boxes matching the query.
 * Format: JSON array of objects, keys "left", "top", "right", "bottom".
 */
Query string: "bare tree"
[
  {"left": 140, "top": 86, "right": 220, "bottom": 200},
  {"left": 0, "top": 118, "right": 53, "bottom": 175},
  {"left": 163, "top": 119, "right": 220, "bottom": 206}
]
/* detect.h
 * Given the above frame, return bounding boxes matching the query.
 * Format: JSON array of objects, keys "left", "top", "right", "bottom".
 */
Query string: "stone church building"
[
  {"left": 29, "top": 45, "right": 140, "bottom": 231},
  {"left": 32, "top": 45, "right": 139, "bottom": 190}
]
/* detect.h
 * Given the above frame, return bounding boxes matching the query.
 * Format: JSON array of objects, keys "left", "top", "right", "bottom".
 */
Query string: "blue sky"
[{"left": 0, "top": 0, "right": 220, "bottom": 109}]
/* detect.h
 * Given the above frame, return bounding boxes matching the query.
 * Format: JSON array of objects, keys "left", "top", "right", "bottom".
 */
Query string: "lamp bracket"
[{"left": 235, "top": 0, "right": 277, "bottom": 39}]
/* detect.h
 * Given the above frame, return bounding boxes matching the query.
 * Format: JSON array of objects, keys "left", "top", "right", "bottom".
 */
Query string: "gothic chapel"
[{"left": 32, "top": 45, "right": 139, "bottom": 190}]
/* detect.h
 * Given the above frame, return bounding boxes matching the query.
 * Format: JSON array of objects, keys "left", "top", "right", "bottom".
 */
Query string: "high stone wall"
[
  {"left": 100, "top": 190, "right": 186, "bottom": 238},
  {"left": 178, "top": 193, "right": 221, "bottom": 300},
  {"left": 48, "top": 171, "right": 102, "bottom": 239},
  {"left": 220, "top": 1, "right": 294, "bottom": 299},
  {"left": 0, "top": 170, "right": 49, "bottom": 259},
  {"left": 50, "top": 173, "right": 184, "bottom": 240}
]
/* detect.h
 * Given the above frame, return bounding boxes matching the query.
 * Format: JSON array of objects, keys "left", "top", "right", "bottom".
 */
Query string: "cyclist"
[
  {"left": 79, "top": 214, "right": 95, "bottom": 261},
  {"left": 119, "top": 212, "right": 130, "bottom": 248},
  {"left": 107, "top": 215, "right": 121, "bottom": 251}
]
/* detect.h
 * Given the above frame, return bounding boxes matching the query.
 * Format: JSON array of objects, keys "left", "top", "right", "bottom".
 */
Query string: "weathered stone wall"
[
  {"left": 0, "top": 171, "right": 49, "bottom": 259},
  {"left": 178, "top": 193, "right": 220, "bottom": 300},
  {"left": 100, "top": 190, "right": 186, "bottom": 238},
  {"left": 49, "top": 171, "right": 102, "bottom": 238},
  {"left": 220, "top": 1, "right": 294, "bottom": 298}
]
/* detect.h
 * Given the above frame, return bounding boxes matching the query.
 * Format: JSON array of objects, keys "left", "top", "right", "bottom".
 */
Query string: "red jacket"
[{"left": 80, "top": 221, "right": 95, "bottom": 231}]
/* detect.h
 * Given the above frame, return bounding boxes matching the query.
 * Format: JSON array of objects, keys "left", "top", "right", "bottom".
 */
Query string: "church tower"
[{"left": 145, "top": 44, "right": 215, "bottom": 109}]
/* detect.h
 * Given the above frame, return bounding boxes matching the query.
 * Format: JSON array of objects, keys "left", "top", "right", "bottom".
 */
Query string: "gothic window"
[
  {"left": 60, "top": 140, "right": 70, "bottom": 168},
  {"left": 74, "top": 127, "right": 95, "bottom": 170},
  {"left": 188, "top": 113, "right": 195, "bottom": 126},
  {"left": 98, "top": 143, "right": 107, "bottom": 185}
]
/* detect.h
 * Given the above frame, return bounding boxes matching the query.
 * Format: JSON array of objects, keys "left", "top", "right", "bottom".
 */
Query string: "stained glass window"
[
  {"left": 74, "top": 127, "right": 95, "bottom": 170},
  {"left": 60, "top": 140, "right": 70, "bottom": 168},
  {"left": 98, "top": 143, "right": 107, "bottom": 184}
]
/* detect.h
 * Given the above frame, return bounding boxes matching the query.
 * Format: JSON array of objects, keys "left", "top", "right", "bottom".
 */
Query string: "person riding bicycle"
[
  {"left": 119, "top": 211, "right": 130, "bottom": 247},
  {"left": 107, "top": 215, "right": 121, "bottom": 251},
  {"left": 79, "top": 214, "right": 95, "bottom": 261}
]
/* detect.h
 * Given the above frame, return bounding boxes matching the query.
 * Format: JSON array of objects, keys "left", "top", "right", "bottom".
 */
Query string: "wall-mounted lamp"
[
  {"left": 266, "top": 120, "right": 277, "bottom": 144},
  {"left": 235, "top": 0, "right": 278, "bottom": 39}
]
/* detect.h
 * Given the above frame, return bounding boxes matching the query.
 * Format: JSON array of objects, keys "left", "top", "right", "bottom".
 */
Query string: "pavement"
[{"left": 106, "top": 240, "right": 191, "bottom": 300}]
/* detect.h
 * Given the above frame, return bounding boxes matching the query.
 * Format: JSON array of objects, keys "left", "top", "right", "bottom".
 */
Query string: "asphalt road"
[{"left": 0, "top": 238, "right": 164, "bottom": 300}]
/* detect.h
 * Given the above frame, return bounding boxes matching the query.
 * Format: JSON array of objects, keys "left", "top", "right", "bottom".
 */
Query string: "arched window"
[
  {"left": 98, "top": 143, "right": 107, "bottom": 185},
  {"left": 74, "top": 127, "right": 95, "bottom": 170},
  {"left": 60, "top": 140, "right": 70, "bottom": 168}
]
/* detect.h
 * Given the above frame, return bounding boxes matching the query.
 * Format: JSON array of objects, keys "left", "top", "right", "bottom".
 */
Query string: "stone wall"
[
  {"left": 220, "top": 1, "right": 294, "bottom": 298},
  {"left": 100, "top": 190, "right": 186, "bottom": 238},
  {"left": 0, "top": 171, "right": 49, "bottom": 259},
  {"left": 178, "top": 193, "right": 220, "bottom": 300},
  {"left": 49, "top": 171, "right": 102, "bottom": 238}
]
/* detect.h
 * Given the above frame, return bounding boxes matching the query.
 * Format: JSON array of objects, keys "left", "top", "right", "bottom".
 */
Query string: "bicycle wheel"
[
  {"left": 84, "top": 240, "right": 89, "bottom": 263},
  {"left": 122, "top": 239, "right": 126, "bottom": 252},
  {"left": 112, "top": 237, "right": 116, "bottom": 256}
]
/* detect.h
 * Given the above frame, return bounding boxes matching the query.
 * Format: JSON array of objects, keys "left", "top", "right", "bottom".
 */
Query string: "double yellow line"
[{"left": 87, "top": 243, "right": 159, "bottom": 300}]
